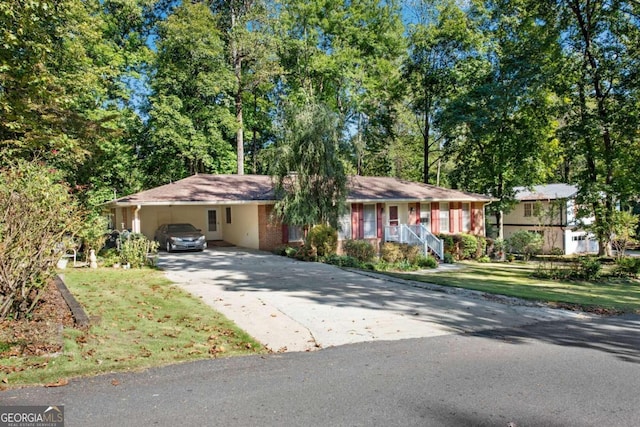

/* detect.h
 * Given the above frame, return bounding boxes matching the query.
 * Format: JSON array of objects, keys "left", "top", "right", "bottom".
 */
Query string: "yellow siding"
[{"left": 222, "top": 205, "right": 259, "bottom": 249}]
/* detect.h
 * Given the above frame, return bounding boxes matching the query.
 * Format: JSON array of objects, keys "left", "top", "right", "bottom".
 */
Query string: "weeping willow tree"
[{"left": 270, "top": 100, "right": 348, "bottom": 230}]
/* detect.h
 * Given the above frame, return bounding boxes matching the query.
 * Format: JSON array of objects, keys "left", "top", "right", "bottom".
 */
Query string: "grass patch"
[
  {"left": 384, "top": 261, "right": 640, "bottom": 314},
  {"left": 0, "top": 269, "right": 262, "bottom": 388}
]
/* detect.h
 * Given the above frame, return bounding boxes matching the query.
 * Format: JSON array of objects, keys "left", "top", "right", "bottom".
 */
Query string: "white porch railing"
[{"left": 384, "top": 224, "right": 444, "bottom": 260}]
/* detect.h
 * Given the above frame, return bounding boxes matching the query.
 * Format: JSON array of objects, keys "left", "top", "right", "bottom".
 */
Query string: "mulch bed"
[{"left": 0, "top": 281, "right": 75, "bottom": 357}]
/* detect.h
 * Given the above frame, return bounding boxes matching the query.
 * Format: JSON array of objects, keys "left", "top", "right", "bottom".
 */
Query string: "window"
[
  {"left": 420, "top": 203, "right": 431, "bottom": 227},
  {"left": 462, "top": 203, "right": 471, "bottom": 232},
  {"left": 225, "top": 207, "right": 232, "bottom": 224},
  {"left": 524, "top": 203, "right": 533, "bottom": 217},
  {"left": 440, "top": 202, "right": 450, "bottom": 233},
  {"left": 208, "top": 210, "right": 217, "bottom": 232},
  {"left": 363, "top": 204, "right": 377, "bottom": 238},
  {"left": 288, "top": 225, "right": 303, "bottom": 242},
  {"left": 338, "top": 210, "right": 351, "bottom": 240},
  {"left": 389, "top": 206, "right": 399, "bottom": 227}
]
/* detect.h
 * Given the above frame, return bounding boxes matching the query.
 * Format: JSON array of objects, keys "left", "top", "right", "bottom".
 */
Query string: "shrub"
[
  {"left": 477, "top": 255, "right": 491, "bottom": 263},
  {"left": 572, "top": 257, "right": 602, "bottom": 281},
  {"left": 272, "top": 245, "right": 289, "bottom": 256},
  {"left": 439, "top": 234, "right": 455, "bottom": 255},
  {"left": 99, "top": 248, "right": 121, "bottom": 267},
  {"left": 549, "top": 247, "right": 564, "bottom": 256},
  {"left": 325, "top": 255, "right": 361, "bottom": 268},
  {"left": 415, "top": 254, "right": 438, "bottom": 269},
  {"left": 534, "top": 263, "right": 570, "bottom": 280},
  {"left": 307, "top": 224, "right": 338, "bottom": 257},
  {"left": 342, "top": 240, "right": 375, "bottom": 262},
  {"left": 400, "top": 243, "right": 421, "bottom": 264},
  {"left": 477, "top": 236, "right": 488, "bottom": 258},
  {"left": 285, "top": 246, "right": 299, "bottom": 258},
  {"left": 294, "top": 244, "right": 317, "bottom": 261},
  {"left": 613, "top": 257, "right": 640, "bottom": 278},
  {"left": 443, "top": 252, "right": 455, "bottom": 264},
  {"left": 381, "top": 242, "right": 403, "bottom": 263},
  {"left": 395, "top": 259, "right": 416, "bottom": 271},
  {"left": 119, "top": 233, "right": 159, "bottom": 268},
  {"left": 492, "top": 238, "right": 506, "bottom": 259},
  {"left": 459, "top": 234, "right": 479, "bottom": 260},
  {"left": 507, "top": 231, "right": 543, "bottom": 261},
  {"left": 78, "top": 214, "right": 109, "bottom": 260},
  {"left": 0, "top": 160, "right": 84, "bottom": 319}
]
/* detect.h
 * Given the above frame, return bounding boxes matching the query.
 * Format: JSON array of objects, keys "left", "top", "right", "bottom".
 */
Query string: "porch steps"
[{"left": 384, "top": 224, "right": 444, "bottom": 260}]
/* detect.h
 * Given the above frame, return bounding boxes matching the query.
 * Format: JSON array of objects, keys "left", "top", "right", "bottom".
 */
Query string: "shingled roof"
[
  {"left": 347, "top": 176, "right": 492, "bottom": 202},
  {"left": 513, "top": 184, "right": 578, "bottom": 201},
  {"left": 109, "top": 174, "right": 493, "bottom": 206},
  {"left": 111, "top": 174, "right": 275, "bottom": 206}
]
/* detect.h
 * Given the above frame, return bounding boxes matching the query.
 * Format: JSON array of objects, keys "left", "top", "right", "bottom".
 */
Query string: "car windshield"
[{"left": 167, "top": 224, "right": 198, "bottom": 233}]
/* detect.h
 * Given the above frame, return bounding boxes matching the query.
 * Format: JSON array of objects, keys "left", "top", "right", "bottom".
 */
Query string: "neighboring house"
[
  {"left": 488, "top": 183, "right": 598, "bottom": 255},
  {"left": 106, "top": 174, "right": 493, "bottom": 258}
]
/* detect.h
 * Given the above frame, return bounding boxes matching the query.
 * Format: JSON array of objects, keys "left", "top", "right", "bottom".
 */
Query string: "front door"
[{"left": 206, "top": 209, "right": 222, "bottom": 240}]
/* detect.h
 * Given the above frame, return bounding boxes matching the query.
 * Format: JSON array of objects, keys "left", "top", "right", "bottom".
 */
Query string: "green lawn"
[
  {"left": 0, "top": 268, "right": 263, "bottom": 388},
  {"left": 384, "top": 261, "right": 640, "bottom": 314}
]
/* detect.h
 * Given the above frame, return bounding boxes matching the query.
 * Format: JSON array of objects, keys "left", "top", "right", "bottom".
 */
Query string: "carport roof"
[{"left": 108, "top": 174, "right": 493, "bottom": 206}]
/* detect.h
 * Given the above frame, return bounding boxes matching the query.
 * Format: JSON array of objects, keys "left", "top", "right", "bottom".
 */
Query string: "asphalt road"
[{"left": 3, "top": 315, "right": 639, "bottom": 427}]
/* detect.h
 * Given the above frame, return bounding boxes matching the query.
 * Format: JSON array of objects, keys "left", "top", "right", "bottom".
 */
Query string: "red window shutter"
[
  {"left": 415, "top": 203, "right": 421, "bottom": 225},
  {"left": 377, "top": 203, "right": 384, "bottom": 238},
  {"left": 471, "top": 202, "right": 480, "bottom": 234},
  {"left": 431, "top": 202, "right": 439, "bottom": 234},
  {"left": 351, "top": 203, "right": 364, "bottom": 239},
  {"left": 358, "top": 204, "right": 365, "bottom": 239},
  {"left": 451, "top": 202, "right": 462, "bottom": 233},
  {"left": 282, "top": 224, "right": 289, "bottom": 243}
]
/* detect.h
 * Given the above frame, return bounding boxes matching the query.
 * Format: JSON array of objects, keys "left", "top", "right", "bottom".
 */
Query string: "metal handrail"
[{"left": 384, "top": 224, "right": 444, "bottom": 260}]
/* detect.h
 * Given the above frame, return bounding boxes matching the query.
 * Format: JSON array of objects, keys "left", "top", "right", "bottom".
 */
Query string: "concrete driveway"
[{"left": 158, "top": 247, "right": 590, "bottom": 353}]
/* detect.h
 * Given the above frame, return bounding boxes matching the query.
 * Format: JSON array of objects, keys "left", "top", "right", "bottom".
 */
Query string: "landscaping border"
[{"left": 54, "top": 274, "right": 90, "bottom": 328}]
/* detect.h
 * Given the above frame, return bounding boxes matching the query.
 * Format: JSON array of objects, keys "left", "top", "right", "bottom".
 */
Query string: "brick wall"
[{"left": 258, "top": 204, "right": 284, "bottom": 251}]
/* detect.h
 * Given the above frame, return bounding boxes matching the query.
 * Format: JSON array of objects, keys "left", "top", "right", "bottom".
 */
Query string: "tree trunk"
[
  {"left": 231, "top": 8, "right": 244, "bottom": 175},
  {"left": 236, "top": 90, "right": 244, "bottom": 175},
  {"left": 495, "top": 210, "right": 504, "bottom": 240}
]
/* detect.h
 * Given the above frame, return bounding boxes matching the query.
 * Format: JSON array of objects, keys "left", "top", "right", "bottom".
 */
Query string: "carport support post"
[{"left": 133, "top": 205, "right": 141, "bottom": 234}]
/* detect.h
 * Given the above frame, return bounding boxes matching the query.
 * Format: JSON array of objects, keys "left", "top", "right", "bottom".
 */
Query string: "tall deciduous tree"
[
  {"left": 555, "top": 0, "right": 640, "bottom": 255},
  {"left": 439, "top": 0, "right": 562, "bottom": 238},
  {"left": 0, "top": 0, "right": 101, "bottom": 166},
  {"left": 141, "top": 2, "right": 236, "bottom": 186},
  {"left": 404, "top": 0, "right": 481, "bottom": 184},
  {"left": 276, "top": 0, "right": 405, "bottom": 176},
  {"left": 209, "top": 0, "right": 280, "bottom": 175},
  {"left": 1, "top": 0, "right": 153, "bottom": 203}
]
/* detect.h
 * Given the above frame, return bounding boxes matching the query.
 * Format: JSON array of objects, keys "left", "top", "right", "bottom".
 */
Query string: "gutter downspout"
[
  {"left": 133, "top": 205, "right": 141, "bottom": 234},
  {"left": 483, "top": 200, "right": 494, "bottom": 237}
]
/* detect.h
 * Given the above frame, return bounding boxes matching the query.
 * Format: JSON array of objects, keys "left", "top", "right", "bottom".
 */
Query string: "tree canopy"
[{"left": 1, "top": 0, "right": 639, "bottom": 248}]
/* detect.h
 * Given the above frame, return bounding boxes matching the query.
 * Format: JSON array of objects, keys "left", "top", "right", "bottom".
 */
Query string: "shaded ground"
[
  {"left": 0, "top": 281, "right": 74, "bottom": 358},
  {"left": 159, "top": 248, "right": 591, "bottom": 353}
]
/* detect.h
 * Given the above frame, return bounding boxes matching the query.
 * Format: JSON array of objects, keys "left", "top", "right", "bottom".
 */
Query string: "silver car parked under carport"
[{"left": 154, "top": 223, "right": 207, "bottom": 252}]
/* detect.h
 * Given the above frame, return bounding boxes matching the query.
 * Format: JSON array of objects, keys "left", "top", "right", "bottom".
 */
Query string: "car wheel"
[{"left": 166, "top": 241, "right": 172, "bottom": 253}]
